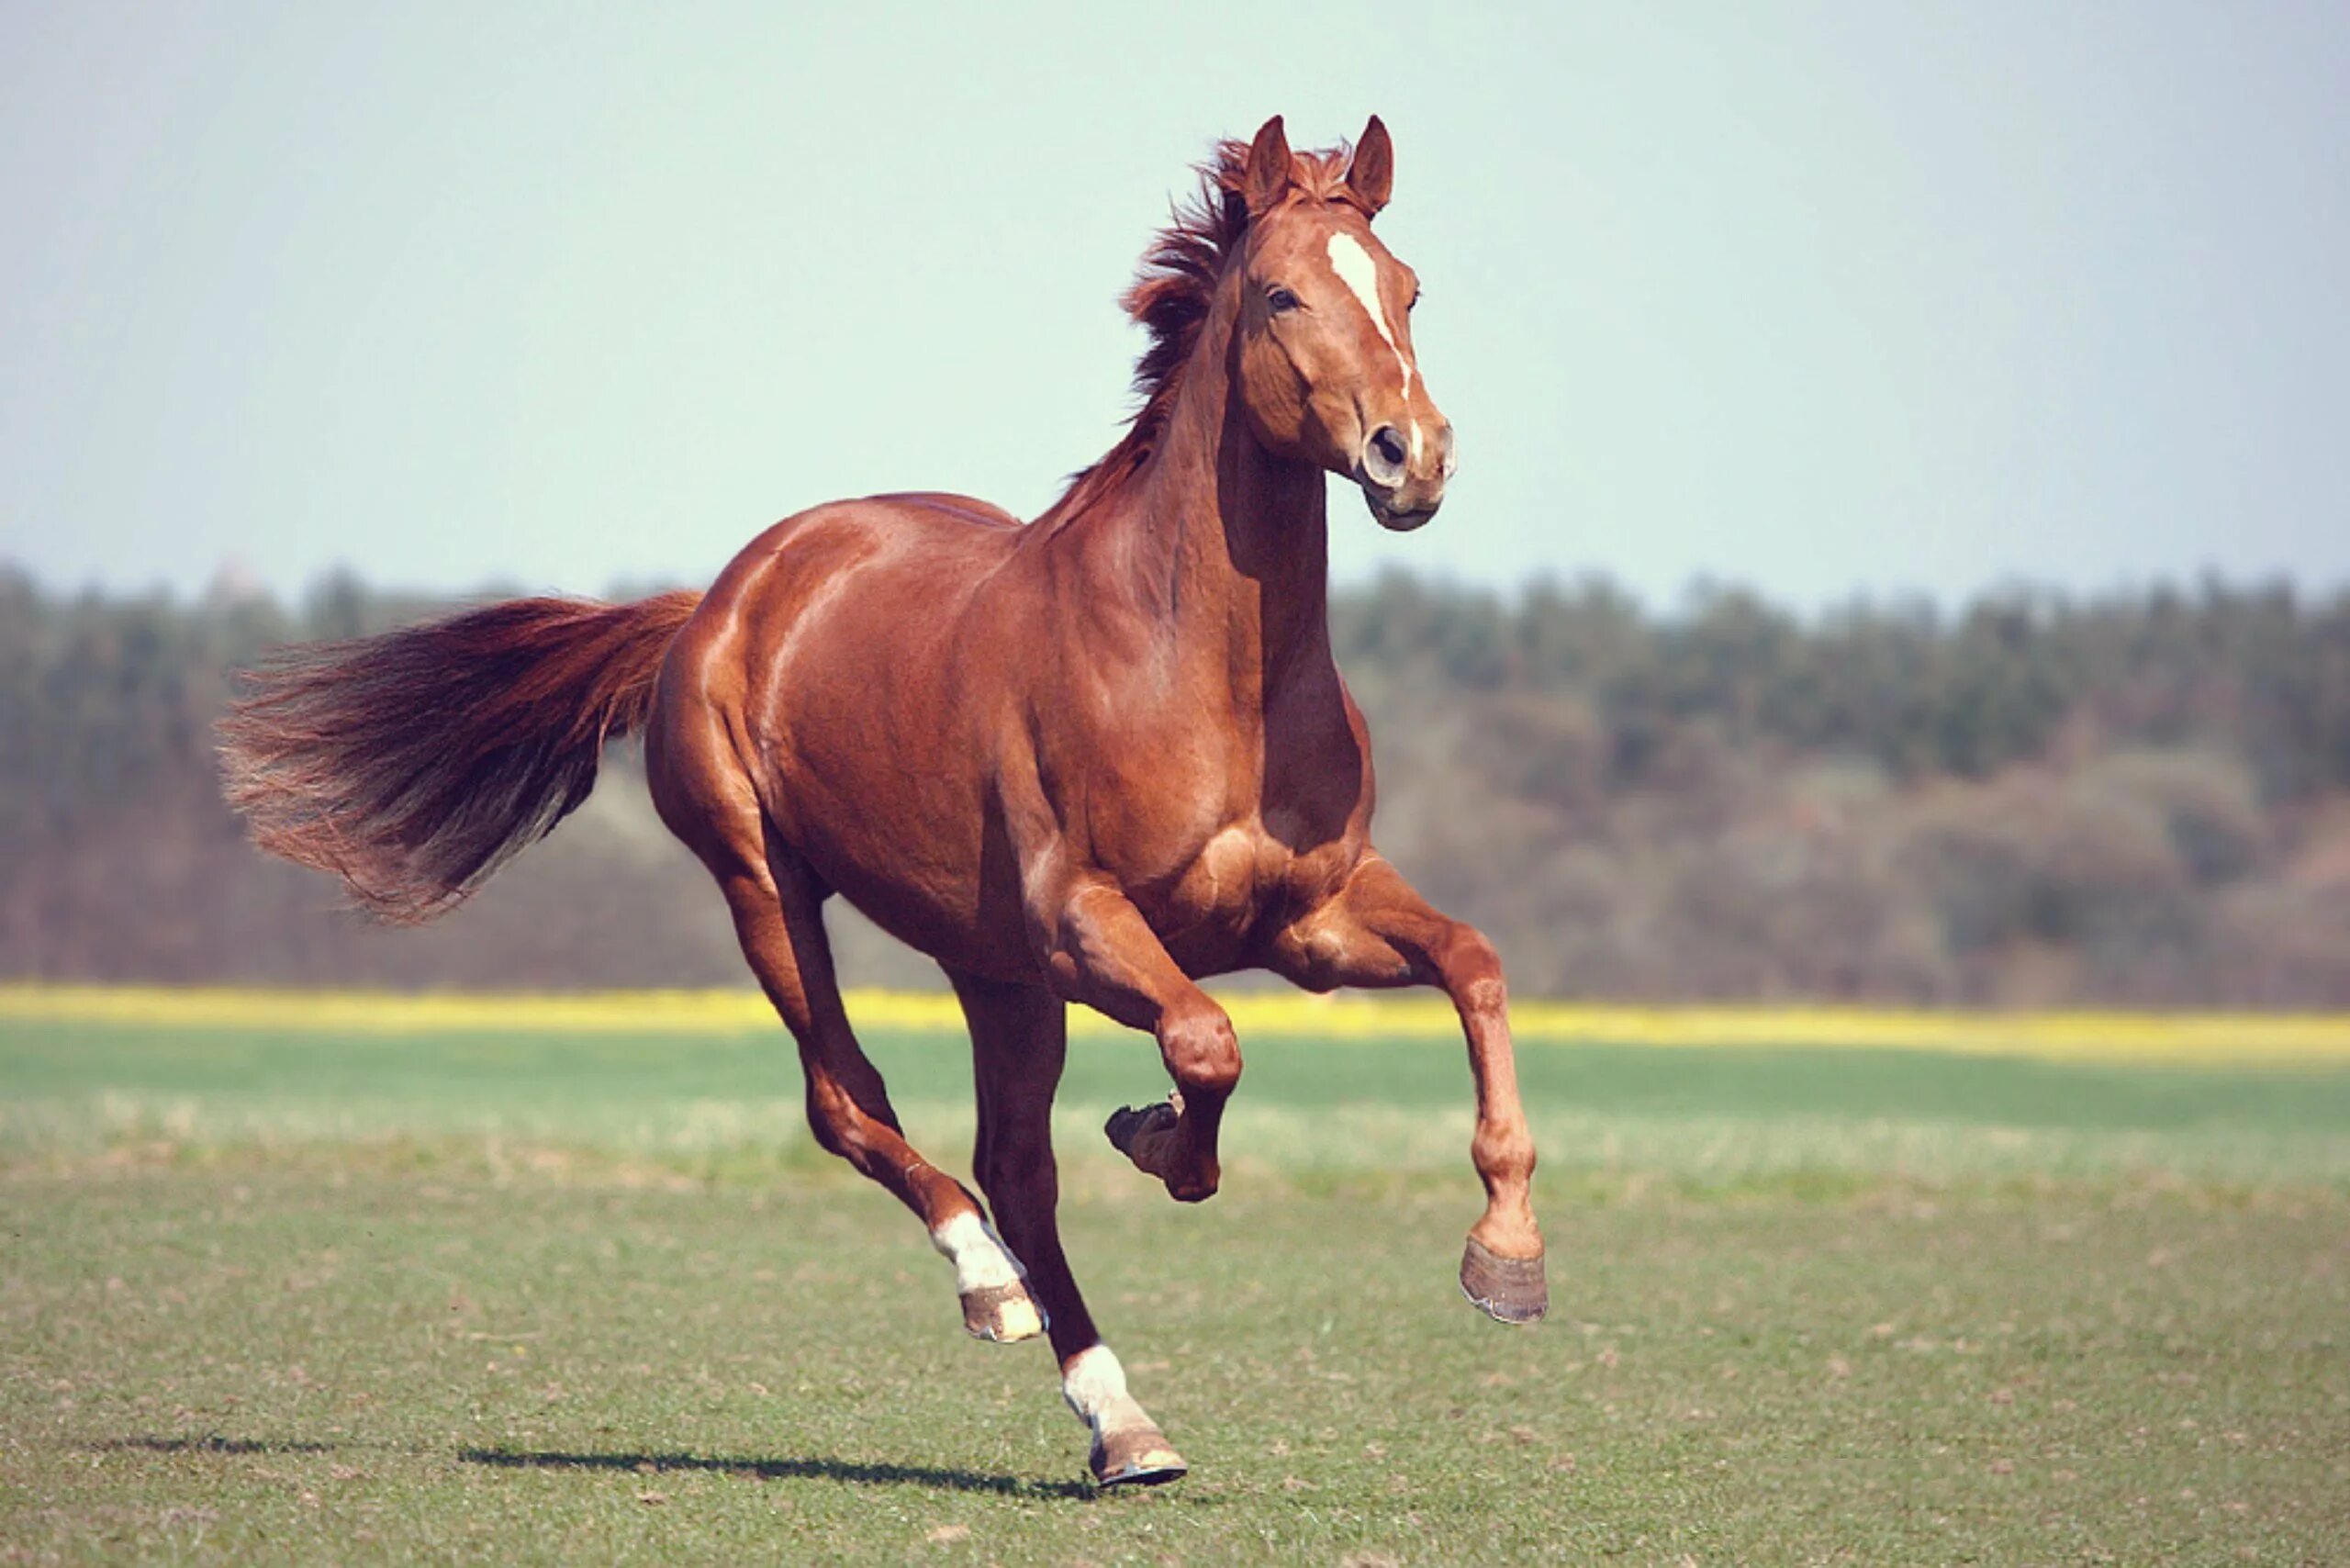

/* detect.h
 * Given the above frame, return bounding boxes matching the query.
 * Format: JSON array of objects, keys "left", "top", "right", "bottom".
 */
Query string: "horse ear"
[
  {"left": 1242, "top": 115, "right": 1292, "bottom": 218},
  {"left": 1346, "top": 116, "right": 1393, "bottom": 217}
]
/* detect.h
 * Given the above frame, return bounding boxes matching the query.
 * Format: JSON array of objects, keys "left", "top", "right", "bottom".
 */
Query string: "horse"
[{"left": 218, "top": 115, "right": 1545, "bottom": 1488}]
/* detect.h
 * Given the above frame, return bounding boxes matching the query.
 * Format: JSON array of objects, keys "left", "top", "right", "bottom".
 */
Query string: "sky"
[{"left": 4, "top": 1, "right": 2346, "bottom": 611}]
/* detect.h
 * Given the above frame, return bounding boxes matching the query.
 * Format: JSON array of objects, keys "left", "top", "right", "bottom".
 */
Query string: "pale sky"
[{"left": 4, "top": 1, "right": 2346, "bottom": 610}]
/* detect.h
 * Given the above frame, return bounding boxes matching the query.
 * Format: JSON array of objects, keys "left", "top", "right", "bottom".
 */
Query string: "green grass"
[
  {"left": 5, "top": 1013, "right": 2350, "bottom": 1563},
  {"left": 10, "top": 1018, "right": 2350, "bottom": 1186}
]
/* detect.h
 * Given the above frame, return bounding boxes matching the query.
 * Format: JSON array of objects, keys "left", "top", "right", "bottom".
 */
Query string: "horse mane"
[{"left": 1038, "top": 135, "right": 1361, "bottom": 528}]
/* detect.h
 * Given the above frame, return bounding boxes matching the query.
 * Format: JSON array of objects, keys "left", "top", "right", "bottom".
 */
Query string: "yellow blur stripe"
[{"left": 4, "top": 983, "right": 2349, "bottom": 1065}]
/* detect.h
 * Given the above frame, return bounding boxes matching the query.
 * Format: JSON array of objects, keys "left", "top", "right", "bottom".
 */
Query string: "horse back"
[{"left": 643, "top": 494, "right": 1041, "bottom": 972}]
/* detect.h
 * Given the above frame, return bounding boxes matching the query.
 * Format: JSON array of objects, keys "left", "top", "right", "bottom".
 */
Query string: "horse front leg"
[
  {"left": 1269, "top": 854, "right": 1547, "bottom": 1323},
  {"left": 1039, "top": 879, "right": 1240, "bottom": 1204},
  {"left": 950, "top": 968, "right": 1187, "bottom": 1487}
]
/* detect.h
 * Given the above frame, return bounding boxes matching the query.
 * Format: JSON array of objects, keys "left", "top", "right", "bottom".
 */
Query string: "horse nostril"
[{"left": 1365, "top": 426, "right": 1408, "bottom": 484}]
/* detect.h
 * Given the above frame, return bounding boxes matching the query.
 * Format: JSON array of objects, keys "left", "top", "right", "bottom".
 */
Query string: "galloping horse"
[{"left": 220, "top": 116, "right": 1545, "bottom": 1486}]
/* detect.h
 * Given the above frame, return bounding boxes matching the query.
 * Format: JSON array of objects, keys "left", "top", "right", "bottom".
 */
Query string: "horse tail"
[{"left": 218, "top": 589, "right": 703, "bottom": 925}]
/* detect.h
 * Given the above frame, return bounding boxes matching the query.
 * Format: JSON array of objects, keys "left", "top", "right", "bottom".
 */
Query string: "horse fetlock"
[
  {"left": 931, "top": 1210, "right": 1025, "bottom": 1290},
  {"left": 1161, "top": 1139, "right": 1221, "bottom": 1202},
  {"left": 1060, "top": 1345, "right": 1137, "bottom": 1426},
  {"left": 934, "top": 1211, "right": 1046, "bottom": 1342},
  {"left": 1471, "top": 1122, "right": 1538, "bottom": 1187},
  {"left": 1159, "top": 1159, "right": 1221, "bottom": 1203}
]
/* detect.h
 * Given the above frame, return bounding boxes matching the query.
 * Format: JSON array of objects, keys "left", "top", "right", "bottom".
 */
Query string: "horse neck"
[{"left": 1116, "top": 310, "right": 1336, "bottom": 706}]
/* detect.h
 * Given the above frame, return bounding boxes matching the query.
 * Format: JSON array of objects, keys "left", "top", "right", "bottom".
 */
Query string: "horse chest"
[
  {"left": 1140, "top": 814, "right": 1352, "bottom": 958},
  {"left": 1163, "top": 825, "right": 1272, "bottom": 924}
]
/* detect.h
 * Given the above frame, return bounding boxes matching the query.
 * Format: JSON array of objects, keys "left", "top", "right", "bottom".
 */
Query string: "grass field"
[{"left": 5, "top": 990, "right": 2349, "bottom": 1564}]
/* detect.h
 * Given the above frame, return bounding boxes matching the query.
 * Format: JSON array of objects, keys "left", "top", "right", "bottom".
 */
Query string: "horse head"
[{"left": 1229, "top": 116, "right": 1456, "bottom": 532}]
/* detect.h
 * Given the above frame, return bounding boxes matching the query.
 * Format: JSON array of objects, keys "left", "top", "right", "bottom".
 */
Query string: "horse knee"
[
  {"left": 1159, "top": 1003, "right": 1240, "bottom": 1098},
  {"left": 1440, "top": 924, "right": 1508, "bottom": 1018}
]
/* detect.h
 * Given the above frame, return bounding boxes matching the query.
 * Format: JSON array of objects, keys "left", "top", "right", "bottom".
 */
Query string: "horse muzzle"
[{"left": 1355, "top": 420, "right": 1454, "bottom": 532}]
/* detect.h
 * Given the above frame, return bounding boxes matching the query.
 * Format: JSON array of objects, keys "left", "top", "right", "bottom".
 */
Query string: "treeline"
[
  {"left": 5, "top": 565, "right": 2348, "bottom": 1004},
  {"left": 1334, "top": 574, "right": 2350, "bottom": 797}
]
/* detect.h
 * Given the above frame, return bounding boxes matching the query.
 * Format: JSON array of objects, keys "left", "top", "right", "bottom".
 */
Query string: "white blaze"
[{"left": 1326, "top": 232, "right": 1413, "bottom": 397}]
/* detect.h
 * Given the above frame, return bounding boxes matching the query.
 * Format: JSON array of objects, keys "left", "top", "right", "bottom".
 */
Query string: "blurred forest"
[{"left": 5, "top": 565, "right": 2349, "bottom": 1005}]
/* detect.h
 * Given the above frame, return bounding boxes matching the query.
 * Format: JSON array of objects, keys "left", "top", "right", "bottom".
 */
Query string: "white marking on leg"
[
  {"left": 1326, "top": 232, "right": 1413, "bottom": 397},
  {"left": 1061, "top": 1345, "right": 1151, "bottom": 1436},
  {"left": 931, "top": 1211, "right": 1024, "bottom": 1294}
]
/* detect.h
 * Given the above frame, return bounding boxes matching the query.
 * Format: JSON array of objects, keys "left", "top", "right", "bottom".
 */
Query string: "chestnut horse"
[{"left": 220, "top": 116, "right": 1544, "bottom": 1487}]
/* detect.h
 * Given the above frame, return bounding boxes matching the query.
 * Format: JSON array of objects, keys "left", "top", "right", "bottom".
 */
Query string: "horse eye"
[{"left": 1267, "top": 286, "right": 1302, "bottom": 315}]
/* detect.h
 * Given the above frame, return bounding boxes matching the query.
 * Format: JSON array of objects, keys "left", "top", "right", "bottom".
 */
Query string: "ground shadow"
[
  {"left": 459, "top": 1446, "right": 1096, "bottom": 1500},
  {"left": 95, "top": 1435, "right": 340, "bottom": 1457}
]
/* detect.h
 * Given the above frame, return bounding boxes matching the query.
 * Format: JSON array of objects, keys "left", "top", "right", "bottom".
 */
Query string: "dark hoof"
[
  {"left": 961, "top": 1282, "right": 1046, "bottom": 1343},
  {"left": 1460, "top": 1235, "right": 1548, "bottom": 1324},
  {"left": 1103, "top": 1102, "right": 1175, "bottom": 1159},
  {"left": 1091, "top": 1423, "right": 1188, "bottom": 1489},
  {"left": 1103, "top": 1102, "right": 1218, "bottom": 1202}
]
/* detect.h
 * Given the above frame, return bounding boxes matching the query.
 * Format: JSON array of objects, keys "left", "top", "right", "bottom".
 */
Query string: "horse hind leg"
[{"left": 716, "top": 851, "right": 1046, "bottom": 1345}]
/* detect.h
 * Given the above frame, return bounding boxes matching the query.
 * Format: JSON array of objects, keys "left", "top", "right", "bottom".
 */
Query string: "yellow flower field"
[{"left": 5, "top": 982, "right": 2348, "bottom": 1066}]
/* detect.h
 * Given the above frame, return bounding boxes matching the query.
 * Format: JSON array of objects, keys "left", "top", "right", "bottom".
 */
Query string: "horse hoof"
[
  {"left": 1091, "top": 1424, "right": 1188, "bottom": 1488},
  {"left": 1460, "top": 1236, "right": 1548, "bottom": 1325},
  {"left": 1103, "top": 1102, "right": 1175, "bottom": 1159},
  {"left": 1105, "top": 1103, "right": 1218, "bottom": 1201},
  {"left": 961, "top": 1282, "right": 1046, "bottom": 1343}
]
